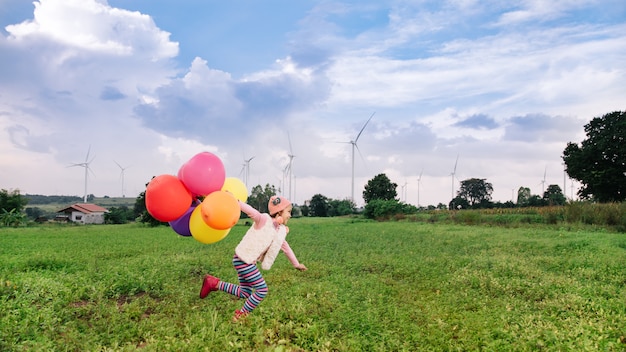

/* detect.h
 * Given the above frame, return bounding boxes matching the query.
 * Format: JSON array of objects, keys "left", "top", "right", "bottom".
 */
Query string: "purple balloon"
[{"left": 169, "top": 204, "right": 196, "bottom": 237}]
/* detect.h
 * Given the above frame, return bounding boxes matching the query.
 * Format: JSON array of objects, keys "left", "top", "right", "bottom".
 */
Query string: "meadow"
[{"left": 1, "top": 218, "right": 625, "bottom": 351}]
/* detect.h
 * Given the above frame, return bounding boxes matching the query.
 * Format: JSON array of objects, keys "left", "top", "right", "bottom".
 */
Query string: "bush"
[{"left": 363, "top": 199, "right": 405, "bottom": 220}]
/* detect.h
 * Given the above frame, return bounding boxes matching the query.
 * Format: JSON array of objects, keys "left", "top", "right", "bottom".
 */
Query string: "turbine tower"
[
  {"left": 286, "top": 132, "right": 295, "bottom": 200},
  {"left": 540, "top": 166, "right": 547, "bottom": 194},
  {"left": 401, "top": 180, "right": 408, "bottom": 202},
  {"left": 243, "top": 156, "right": 254, "bottom": 189},
  {"left": 450, "top": 154, "right": 459, "bottom": 199},
  {"left": 114, "top": 160, "right": 130, "bottom": 198},
  {"left": 69, "top": 146, "right": 95, "bottom": 203},
  {"left": 417, "top": 169, "right": 423, "bottom": 207},
  {"left": 349, "top": 112, "right": 375, "bottom": 203}
]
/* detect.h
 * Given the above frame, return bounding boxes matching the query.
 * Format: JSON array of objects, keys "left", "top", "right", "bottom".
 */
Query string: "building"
[{"left": 57, "top": 204, "right": 109, "bottom": 224}]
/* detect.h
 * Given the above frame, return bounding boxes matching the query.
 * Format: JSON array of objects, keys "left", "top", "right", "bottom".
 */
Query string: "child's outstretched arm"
[
  {"left": 281, "top": 240, "right": 307, "bottom": 271},
  {"left": 239, "top": 201, "right": 266, "bottom": 229}
]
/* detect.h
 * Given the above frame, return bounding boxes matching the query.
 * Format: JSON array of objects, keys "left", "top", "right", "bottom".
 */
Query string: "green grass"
[{"left": 1, "top": 219, "right": 625, "bottom": 351}]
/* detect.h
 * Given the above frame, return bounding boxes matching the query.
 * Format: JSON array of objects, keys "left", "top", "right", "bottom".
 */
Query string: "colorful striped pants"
[{"left": 218, "top": 254, "right": 268, "bottom": 313}]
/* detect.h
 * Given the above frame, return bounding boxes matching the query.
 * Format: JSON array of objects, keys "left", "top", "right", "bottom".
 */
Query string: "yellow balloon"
[
  {"left": 221, "top": 177, "right": 248, "bottom": 202},
  {"left": 189, "top": 206, "right": 230, "bottom": 244}
]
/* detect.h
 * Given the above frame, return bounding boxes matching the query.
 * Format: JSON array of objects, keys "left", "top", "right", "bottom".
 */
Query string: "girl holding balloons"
[{"left": 200, "top": 195, "right": 308, "bottom": 322}]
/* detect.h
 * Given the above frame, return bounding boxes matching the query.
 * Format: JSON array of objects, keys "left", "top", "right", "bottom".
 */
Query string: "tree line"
[{"left": 1, "top": 111, "right": 624, "bottom": 226}]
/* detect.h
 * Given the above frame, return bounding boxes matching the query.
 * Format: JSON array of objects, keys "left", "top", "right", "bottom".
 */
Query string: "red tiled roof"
[{"left": 58, "top": 203, "right": 109, "bottom": 213}]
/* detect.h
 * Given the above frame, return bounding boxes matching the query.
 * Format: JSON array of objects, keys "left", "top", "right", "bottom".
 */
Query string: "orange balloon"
[
  {"left": 145, "top": 174, "right": 192, "bottom": 222},
  {"left": 189, "top": 206, "right": 230, "bottom": 244},
  {"left": 200, "top": 190, "right": 240, "bottom": 230}
]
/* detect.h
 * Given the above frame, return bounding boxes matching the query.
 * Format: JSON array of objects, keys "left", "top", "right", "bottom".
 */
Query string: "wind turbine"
[
  {"left": 540, "top": 166, "right": 547, "bottom": 194},
  {"left": 450, "top": 154, "right": 459, "bottom": 199},
  {"left": 401, "top": 180, "right": 408, "bottom": 202},
  {"left": 243, "top": 156, "right": 255, "bottom": 189},
  {"left": 417, "top": 169, "right": 423, "bottom": 207},
  {"left": 69, "top": 146, "right": 95, "bottom": 203},
  {"left": 286, "top": 132, "right": 295, "bottom": 200},
  {"left": 114, "top": 160, "right": 130, "bottom": 198},
  {"left": 348, "top": 112, "right": 375, "bottom": 203}
]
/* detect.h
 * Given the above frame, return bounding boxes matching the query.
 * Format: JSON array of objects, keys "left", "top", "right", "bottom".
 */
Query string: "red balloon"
[
  {"left": 178, "top": 152, "right": 226, "bottom": 196},
  {"left": 146, "top": 174, "right": 193, "bottom": 222},
  {"left": 200, "top": 190, "right": 240, "bottom": 230}
]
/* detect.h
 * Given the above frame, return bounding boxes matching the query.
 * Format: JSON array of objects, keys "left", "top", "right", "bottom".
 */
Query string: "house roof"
[{"left": 58, "top": 203, "right": 109, "bottom": 214}]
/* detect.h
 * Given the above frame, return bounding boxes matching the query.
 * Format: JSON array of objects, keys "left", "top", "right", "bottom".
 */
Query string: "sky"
[{"left": 1, "top": 0, "right": 625, "bottom": 208}]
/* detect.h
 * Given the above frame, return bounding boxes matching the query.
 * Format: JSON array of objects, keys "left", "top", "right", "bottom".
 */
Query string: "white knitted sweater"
[{"left": 235, "top": 213, "right": 288, "bottom": 270}]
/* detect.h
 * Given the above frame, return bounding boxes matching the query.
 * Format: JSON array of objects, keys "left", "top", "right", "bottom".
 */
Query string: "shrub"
[{"left": 363, "top": 199, "right": 405, "bottom": 220}]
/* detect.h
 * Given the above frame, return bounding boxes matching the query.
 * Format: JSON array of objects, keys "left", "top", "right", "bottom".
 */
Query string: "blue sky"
[{"left": 1, "top": 0, "right": 625, "bottom": 207}]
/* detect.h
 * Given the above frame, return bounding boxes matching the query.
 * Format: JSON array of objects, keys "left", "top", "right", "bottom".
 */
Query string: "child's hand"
[{"left": 295, "top": 264, "right": 308, "bottom": 271}]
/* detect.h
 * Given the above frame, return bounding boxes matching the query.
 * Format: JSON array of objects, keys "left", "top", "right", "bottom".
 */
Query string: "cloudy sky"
[{"left": 1, "top": 0, "right": 625, "bottom": 207}]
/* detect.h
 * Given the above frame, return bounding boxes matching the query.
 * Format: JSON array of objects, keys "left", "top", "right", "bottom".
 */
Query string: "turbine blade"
[
  {"left": 354, "top": 112, "right": 375, "bottom": 143},
  {"left": 287, "top": 131, "right": 294, "bottom": 154}
]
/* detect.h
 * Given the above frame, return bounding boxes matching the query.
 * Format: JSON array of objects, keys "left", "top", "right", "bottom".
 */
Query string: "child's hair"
[{"left": 268, "top": 195, "right": 291, "bottom": 216}]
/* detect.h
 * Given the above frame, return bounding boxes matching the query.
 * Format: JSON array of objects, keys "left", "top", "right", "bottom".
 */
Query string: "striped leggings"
[{"left": 218, "top": 254, "right": 268, "bottom": 313}]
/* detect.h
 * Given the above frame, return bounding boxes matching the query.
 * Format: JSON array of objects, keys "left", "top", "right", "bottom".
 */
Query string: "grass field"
[{"left": 1, "top": 218, "right": 625, "bottom": 351}]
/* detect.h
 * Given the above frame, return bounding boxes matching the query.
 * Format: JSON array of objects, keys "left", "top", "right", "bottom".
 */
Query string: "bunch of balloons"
[{"left": 145, "top": 152, "right": 248, "bottom": 244}]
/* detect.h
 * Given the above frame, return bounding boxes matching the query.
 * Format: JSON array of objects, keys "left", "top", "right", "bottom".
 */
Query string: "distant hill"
[{"left": 25, "top": 194, "right": 137, "bottom": 212}]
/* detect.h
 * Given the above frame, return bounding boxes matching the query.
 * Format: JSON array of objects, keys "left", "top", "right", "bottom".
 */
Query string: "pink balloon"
[{"left": 178, "top": 152, "right": 226, "bottom": 196}]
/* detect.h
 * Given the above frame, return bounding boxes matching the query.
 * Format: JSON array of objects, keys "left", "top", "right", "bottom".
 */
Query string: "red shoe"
[
  {"left": 199, "top": 275, "right": 219, "bottom": 299},
  {"left": 232, "top": 309, "right": 248, "bottom": 322}
]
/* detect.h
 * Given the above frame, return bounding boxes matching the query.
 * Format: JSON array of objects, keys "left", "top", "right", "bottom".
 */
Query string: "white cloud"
[{"left": 6, "top": 0, "right": 178, "bottom": 59}]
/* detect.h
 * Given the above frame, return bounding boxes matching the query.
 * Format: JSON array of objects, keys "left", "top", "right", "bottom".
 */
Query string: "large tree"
[
  {"left": 457, "top": 178, "right": 493, "bottom": 208},
  {"left": 247, "top": 184, "right": 277, "bottom": 214},
  {"left": 309, "top": 194, "right": 329, "bottom": 217},
  {"left": 517, "top": 187, "right": 531, "bottom": 206},
  {"left": 563, "top": 111, "right": 626, "bottom": 202},
  {"left": 362, "top": 173, "right": 397, "bottom": 204},
  {"left": 0, "top": 189, "right": 28, "bottom": 213},
  {"left": 543, "top": 184, "right": 566, "bottom": 206}
]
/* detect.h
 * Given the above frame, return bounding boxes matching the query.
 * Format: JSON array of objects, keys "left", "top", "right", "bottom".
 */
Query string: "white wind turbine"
[
  {"left": 114, "top": 160, "right": 130, "bottom": 198},
  {"left": 540, "top": 166, "right": 547, "bottom": 194},
  {"left": 286, "top": 132, "right": 295, "bottom": 200},
  {"left": 347, "top": 112, "right": 375, "bottom": 203},
  {"left": 417, "top": 169, "right": 423, "bottom": 207},
  {"left": 243, "top": 156, "right": 255, "bottom": 189},
  {"left": 69, "top": 146, "right": 95, "bottom": 203},
  {"left": 450, "top": 154, "right": 459, "bottom": 199},
  {"left": 401, "top": 180, "right": 408, "bottom": 202}
]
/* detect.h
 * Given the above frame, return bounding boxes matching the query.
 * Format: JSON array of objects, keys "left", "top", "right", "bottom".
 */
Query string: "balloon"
[
  {"left": 146, "top": 174, "right": 192, "bottom": 222},
  {"left": 168, "top": 204, "right": 196, "bottom": 237},
  {"left": 189, "top": 206, "right": 230, "bottom": 244},
  {"left": 178, "top": 152, "right": 226, "bottom": 196},
  {"left": 200, "top": 191, "right": 240, "bottom": 230},
  {"left": 221, "top": 177, "right": 248, "bottom": 202}
]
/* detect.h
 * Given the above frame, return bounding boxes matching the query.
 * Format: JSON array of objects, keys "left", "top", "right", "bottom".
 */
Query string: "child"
[{"left": 200, "top": 195, "right": 307, "bottom": 322}]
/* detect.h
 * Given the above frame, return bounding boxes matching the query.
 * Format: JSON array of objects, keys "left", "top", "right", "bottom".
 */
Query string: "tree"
[
  {"left": 309, "top": 194, "right": 329, "bottom": 217},
  {"left": 563, "top": 111, "right": 626, "bottom": 202},
  {"left": 135, "top": 179, "right": 165, "bottom": 226},
  {"left": 328, "top": 198, "right": 356, "bottom": 216},
  {"left": 456, "top": 178, "right": 493, "bottom": 208},
  {"left": 543, "top": 184, "right": 566, "bottom": 206},
  {"left": 363, "top": 173, "right": 397, "bottom": 204},
  {"left": 449, "top": 196, "right": 469, "bottom": 210},
  {"left": 247, "top": 184, "right": 277, "bottom": 214},
  {"left": 0, "top": 189, "right": 28, "bottom": 214},
  {"left": 517, "top": 187, "right": 531, "bottom": 206},
  {"left": 105, "top": 206, "right": 135, "bottom": 224}
]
